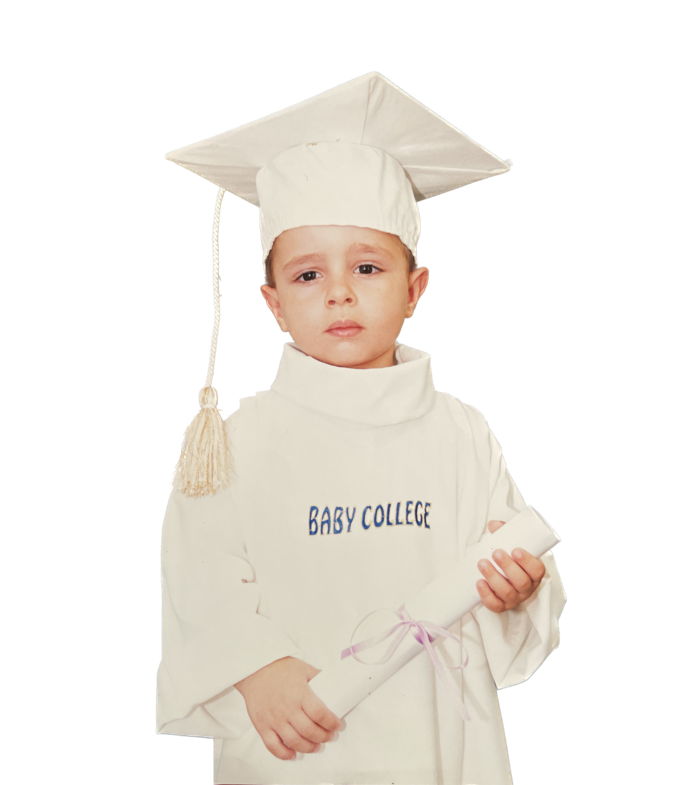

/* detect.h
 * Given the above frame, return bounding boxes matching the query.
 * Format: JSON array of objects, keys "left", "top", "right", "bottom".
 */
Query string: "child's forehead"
[{"left": 272, "top": 225, "right": 406, "bottom": 259}]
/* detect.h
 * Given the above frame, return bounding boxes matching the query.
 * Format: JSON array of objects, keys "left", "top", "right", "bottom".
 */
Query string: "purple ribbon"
[{"left": 340, "top": 603, "right": 471, "bottom": 721}]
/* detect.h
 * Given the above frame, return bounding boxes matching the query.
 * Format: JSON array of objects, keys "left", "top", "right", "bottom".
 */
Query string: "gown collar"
[{"left": 269, "top": 341, "right": 437, "bottom": 426}]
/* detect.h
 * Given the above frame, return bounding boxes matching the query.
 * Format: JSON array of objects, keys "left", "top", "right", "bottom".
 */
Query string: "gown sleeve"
[
  {"left": 156, "top": 411, "right": 306, "bottom": 739},
  {"left": 469, "top": 423, "right": 567, "bottom": 689}
]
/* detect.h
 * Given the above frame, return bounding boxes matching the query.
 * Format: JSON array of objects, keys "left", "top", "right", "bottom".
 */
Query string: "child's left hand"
[{"left": 476, "top": 519, "right": 546, "bottom": 613}]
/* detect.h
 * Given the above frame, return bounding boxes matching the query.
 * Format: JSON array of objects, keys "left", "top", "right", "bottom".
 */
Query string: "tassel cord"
[{"left": 205, "top": 187, "right": 226, "bottom": 389}]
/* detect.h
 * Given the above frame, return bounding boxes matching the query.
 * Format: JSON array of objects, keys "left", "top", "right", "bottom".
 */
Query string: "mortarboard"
[{"left": 166, "top": 71, "right": 512, "bottom": 497}]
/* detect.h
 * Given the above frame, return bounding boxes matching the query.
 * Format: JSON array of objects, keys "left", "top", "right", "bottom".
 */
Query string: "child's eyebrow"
[
  {"left": 281, "top": 252, "right": 326, "bottom": 274},
  {"left": 348, "top": 242, "right": 393, "bottom": 258}
]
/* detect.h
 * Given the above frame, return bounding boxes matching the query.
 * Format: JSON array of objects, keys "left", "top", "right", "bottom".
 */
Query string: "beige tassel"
[
  {"left": 173, "top": 187, "right": 232, "bottom": 497},
  {"left": 173, "top": 386, "right": 232, "bottom": 497}
]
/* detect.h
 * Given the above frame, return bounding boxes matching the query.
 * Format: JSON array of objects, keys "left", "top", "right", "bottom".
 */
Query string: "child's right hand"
[{"left": 233, "top": 656, "right": 342, "bottom": 761}]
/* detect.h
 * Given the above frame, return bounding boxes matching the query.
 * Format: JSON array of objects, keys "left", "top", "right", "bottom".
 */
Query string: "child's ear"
[
  {"left": 260, "top": 284, "right": 289, "bottom": 332},
  {"left": 406, "top": 267, "right": 429, "bottom": 316}
]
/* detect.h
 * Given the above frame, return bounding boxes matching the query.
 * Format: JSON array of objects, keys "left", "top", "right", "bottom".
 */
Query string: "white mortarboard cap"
[
  {"left": 166, "top": 71, "right": 511, "bottom": 265},
  {"left": 167, "top": 72, "right": 511, "bottom": 497}
]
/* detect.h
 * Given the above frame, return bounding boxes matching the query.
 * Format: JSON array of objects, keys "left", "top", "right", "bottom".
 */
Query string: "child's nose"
[
  {"left": 326, "top": 283, "right": 355, "bottom": 305},
  {"left": 327, "top": 295, "right": 354, "bottom": 305}
]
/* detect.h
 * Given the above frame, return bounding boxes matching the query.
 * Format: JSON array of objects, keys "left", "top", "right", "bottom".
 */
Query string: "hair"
[{"left": 264, "top": 235, "right": 417, "bottom": 288}]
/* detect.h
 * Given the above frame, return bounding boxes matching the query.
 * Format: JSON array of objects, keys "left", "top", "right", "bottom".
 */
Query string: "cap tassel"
[
  {"left": 173, "top": 188, "right": 233, "bottom": 497},
  {"left": 174, "top": 386, "right": 231, "bottom": 497}
]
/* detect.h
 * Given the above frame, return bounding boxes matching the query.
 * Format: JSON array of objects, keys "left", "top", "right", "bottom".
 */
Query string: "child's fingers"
[
  {"left": 301, "top": 691, "right": 342, "bottom": 733},
  {"left": 476, "top": 547, "right": 548, "bottom": 613},
  {"left": 291, "top": 709, "right": 337, "bottom": 744},
  {"left": 277, "top": 721, "right": 322, "bottom": 755},
  {"left": 477, "top": 557, "right": 522, "bottom": 605},
  {"left": 493, "top": 550, "right": 533, "bottom": 594},
  {"left": 476, "top": 578, "right": 506, "bottom": 613},
  {"left": 261, "top": 727, "right": 297, "bottom": 761},
  {"left": 487, "top": 519, "right": 506, "bottom": 534},
  {"left": 511, "top": 548, "right": 546, "bottom": 584}
]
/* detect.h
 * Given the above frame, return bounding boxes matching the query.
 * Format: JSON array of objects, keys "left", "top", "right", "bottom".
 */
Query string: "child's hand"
[
  {"left": 476, "top": 519, "right": 546, "bottom": 613},
  {"left": 233, "top": 656, "right": 341, "bottom": 761}
]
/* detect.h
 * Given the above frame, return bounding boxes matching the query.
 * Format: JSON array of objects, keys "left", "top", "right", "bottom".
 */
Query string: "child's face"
[{"left": 260, "top": 225, "right": 429, "bottom": 369}]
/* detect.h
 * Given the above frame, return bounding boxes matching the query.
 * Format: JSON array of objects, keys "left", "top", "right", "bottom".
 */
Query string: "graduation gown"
[{"left": 156, "top": 342, "right": 566, "bottom": 785}]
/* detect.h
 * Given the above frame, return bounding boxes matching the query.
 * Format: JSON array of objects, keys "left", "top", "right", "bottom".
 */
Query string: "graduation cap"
[{"left": 167, "top": 71, "right": 512, "bottom": 497}]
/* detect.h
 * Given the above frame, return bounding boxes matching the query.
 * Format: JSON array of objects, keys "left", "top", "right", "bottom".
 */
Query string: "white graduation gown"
[{"left": 156, "top": 342, "right": 566, "bottom": 785}]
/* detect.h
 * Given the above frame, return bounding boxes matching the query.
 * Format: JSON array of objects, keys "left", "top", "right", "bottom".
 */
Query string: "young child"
[{"left": 156, "top": 72, "right": 566, "bottom": 785}]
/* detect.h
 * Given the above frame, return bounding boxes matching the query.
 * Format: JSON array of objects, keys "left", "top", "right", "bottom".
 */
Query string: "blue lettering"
[
  {"left": 374, "top": 505, "right": 385, "bottom": 527},
  {"left": 309, "top": 502, "right": 429, "bottom": 535},
  {"left": 346, "top": 507, "right": 356, "bottom": 532}
]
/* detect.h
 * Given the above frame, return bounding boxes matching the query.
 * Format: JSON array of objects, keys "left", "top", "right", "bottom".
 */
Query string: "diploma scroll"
[{"left": 308, "top": 505, "right": 561, "bottom": 719}]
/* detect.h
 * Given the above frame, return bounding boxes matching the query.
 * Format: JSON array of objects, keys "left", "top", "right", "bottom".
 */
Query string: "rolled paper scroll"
[{"left": 307, "top": 505, "right": 561, "bottom": 719}]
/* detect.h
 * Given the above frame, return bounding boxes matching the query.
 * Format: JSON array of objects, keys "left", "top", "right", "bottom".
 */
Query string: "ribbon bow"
[{"left": 341, "top": 603, "right": 471, "bottom": 721}]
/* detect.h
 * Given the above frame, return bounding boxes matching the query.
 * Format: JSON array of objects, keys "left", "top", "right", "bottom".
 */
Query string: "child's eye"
[
  {"left": 295, "top": 265, "right": 380, "bottom": 281},
  {"left": 295, "top": 270, "right": 321, "bottom": 282},
  {"left": 356, "top": 264, "right": 380, "bottom": 275}
]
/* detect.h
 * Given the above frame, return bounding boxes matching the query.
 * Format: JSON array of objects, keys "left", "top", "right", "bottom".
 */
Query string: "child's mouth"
[
  {"left": 327, "top": 326, "right": 363, "bottom": 337},
  {"left": 326, "top": 320, "right": 363, "bottom": 337}
]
